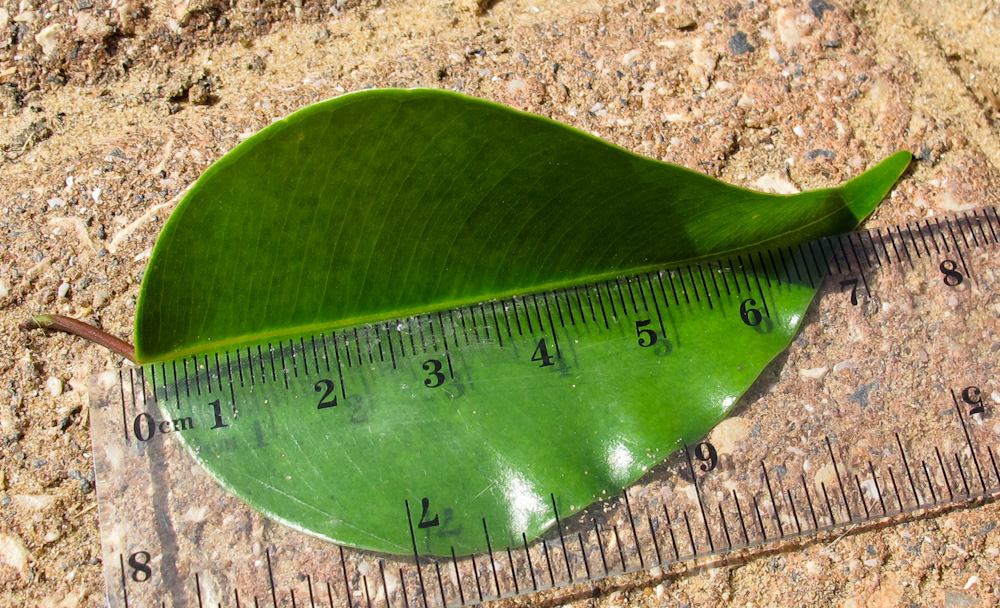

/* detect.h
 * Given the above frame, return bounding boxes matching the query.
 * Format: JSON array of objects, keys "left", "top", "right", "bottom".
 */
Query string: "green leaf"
[
  {"left": 135, "top": 89, "right": 910, "bottom": 556},
  {"left": 136, "top": 89, "right": 909, "bottom": 362}
]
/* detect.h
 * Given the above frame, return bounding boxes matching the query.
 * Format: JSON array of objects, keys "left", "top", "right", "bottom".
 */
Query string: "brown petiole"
[{"left": 23, "top": 314, "right": 136, "bottom": 363}]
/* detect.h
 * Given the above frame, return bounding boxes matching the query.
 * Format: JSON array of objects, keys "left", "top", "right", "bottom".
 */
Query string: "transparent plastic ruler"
[{"left": 88, "top": 207, "right": 1000, "bottom": 607}]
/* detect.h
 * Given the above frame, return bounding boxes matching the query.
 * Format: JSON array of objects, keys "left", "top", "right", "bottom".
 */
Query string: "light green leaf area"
[{"left": 135, "top": 89, "right": 910, "bottom": 556}]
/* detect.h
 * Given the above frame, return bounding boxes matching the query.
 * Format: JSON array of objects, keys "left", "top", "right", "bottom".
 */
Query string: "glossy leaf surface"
[{"left": 134, "top": 89, "right": 910, "bottom": 556}]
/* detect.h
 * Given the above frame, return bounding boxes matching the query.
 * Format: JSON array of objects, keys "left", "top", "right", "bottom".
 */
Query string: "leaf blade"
[
  {"left": 133, "top": 88, "right": 910, "bottom": 556},
  {"left": 135, "top": 89, "right": 909, "bottom": 362}
]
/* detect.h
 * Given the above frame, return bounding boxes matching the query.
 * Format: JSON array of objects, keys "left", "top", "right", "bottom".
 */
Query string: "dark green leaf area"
[
  {"left": 153, "top": 270, "right": 817, "bottom": 557},
  {"left": 135, "top": 88, "right": 910, "bottom": 362}
]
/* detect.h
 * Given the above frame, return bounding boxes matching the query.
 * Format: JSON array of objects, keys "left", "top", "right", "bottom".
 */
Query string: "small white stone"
[
  {"left": 57, "top": 281, "right": 70, "bottom": 299},
  {"left": 860, "top": 479, "right": 879, "bottom": 501},
  {"left": 934, "top": 187, "right": 978, "bottom": 212},
  {"left": 0, "top": 533, "right": 31, "bottom": 577},
  {"left": 793, "top": 125, "right": 806, "bottom": 137},
  {"left": 775, "top": 8, "right": 800, "bottom": 46},
  {"left": 182, "top": 505, "right": 209, "bottom": 522},
  {"left": 507, "top": 79, "right": 526, "bottom": 92},
  {"left": 688, "top": 38, "right": 717, "bottom": 90},
  {"left": 708, "top": 417, "right": 750, "bottom": 455},
  {"left": 800, "top": 366, "right": 829, "bottom": 380},
  {"left": 813, "top": 464, "right": 838, "bottom": 495},
  {"left": 75, "top": 11, "right": 112, "bottom": 40},
  {"left": 0, "top": 9, "right": 9, "bottom": 48},
  {"left": 45, "top": 376, "right": 63, "bottom": 396},
  {"left": 755, "top": 171, "right": 800, "bottom": 194},
  {"left": 34, "top": 23, "right": 63, "bottom": 56},
  {"left": 833, "top": 358, "right": 858, "bottom": 372},
  {"left": 13, "top": 494, "right": 57, "bottom": 511}
]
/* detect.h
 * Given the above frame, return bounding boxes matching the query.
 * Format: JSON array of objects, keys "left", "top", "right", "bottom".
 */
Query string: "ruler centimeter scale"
[{"left": 90, "top": 206, "right": 1000, "bottom": 608}]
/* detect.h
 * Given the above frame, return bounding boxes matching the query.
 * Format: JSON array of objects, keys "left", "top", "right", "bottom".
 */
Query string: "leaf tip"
[{"left": 841, "top": 150, "right": 913, "bottom": 223}]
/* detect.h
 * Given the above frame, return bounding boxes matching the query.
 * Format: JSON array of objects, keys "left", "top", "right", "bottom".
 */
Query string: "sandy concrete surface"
[{"left": 2, "top": 0, "right": 999, "bottom": 606}]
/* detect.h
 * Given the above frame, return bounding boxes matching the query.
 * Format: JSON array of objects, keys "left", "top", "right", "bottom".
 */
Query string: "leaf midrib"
[{"left": 141, "top": 202, "right": 844, "bottom": 363}]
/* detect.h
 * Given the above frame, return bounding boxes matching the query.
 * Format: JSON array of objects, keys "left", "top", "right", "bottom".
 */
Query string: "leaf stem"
[{"left": 23, "top": 314, "right": 136, "bottom": 363}]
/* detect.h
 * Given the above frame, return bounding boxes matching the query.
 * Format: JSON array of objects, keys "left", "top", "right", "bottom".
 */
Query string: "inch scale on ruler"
[{"left": 89, "top": 207, "right": 1000, "bottom": 607}]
